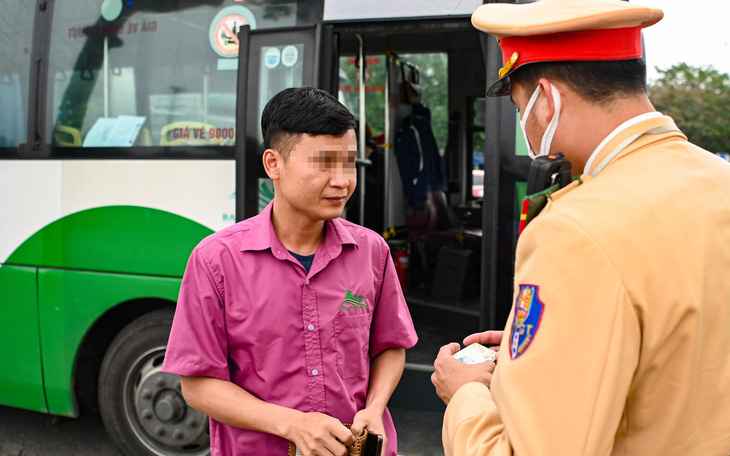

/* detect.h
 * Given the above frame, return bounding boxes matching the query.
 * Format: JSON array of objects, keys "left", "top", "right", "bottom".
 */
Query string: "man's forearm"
[
  {"left": 365, "top": 348, "right": 406, "bottom": 412},
  {"left": 180, "top": 375, "right": 301, "bottom": 439}
]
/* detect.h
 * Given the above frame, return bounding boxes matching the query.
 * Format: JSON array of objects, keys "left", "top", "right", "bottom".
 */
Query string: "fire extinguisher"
[{"left": 393, "top": 248, "right": 409, "bottom": 291}]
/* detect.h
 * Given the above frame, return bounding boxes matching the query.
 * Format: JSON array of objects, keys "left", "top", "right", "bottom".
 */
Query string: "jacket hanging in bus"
[{"left": 394, "top": 103, "right": 448, "bottom": 209}]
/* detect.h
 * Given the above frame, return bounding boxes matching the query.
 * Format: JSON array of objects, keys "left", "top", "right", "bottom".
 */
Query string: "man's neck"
[
  {"left": 270, "top": 203, "right": 326, "bottom": 256},
  {"left": 559, "top": 94, "right": 656, "bottom": 173}
]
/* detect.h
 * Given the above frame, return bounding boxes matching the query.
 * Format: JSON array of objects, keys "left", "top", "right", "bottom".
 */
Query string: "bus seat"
[
  {"left": 407, "top": 190, "right": 482, "bottom": 249},
  {"left": 160, "top": 121, "right": 219, "bottom": 146},
  {"left": 54, "top": 125, "right": 82, "bottom": 147}
]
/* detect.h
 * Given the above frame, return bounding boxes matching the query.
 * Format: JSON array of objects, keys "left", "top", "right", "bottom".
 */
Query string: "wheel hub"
[{"left": 134, "top": 363, "right": 207, "bottom": 448}]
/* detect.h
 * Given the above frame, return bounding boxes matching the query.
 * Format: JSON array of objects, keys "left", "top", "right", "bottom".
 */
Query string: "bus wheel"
[{"left": 99, "top": 308, "right": 210, "bottom": 456}]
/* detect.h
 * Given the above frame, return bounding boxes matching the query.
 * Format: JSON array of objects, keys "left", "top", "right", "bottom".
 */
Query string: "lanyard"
[{"left": 589, "top": 123, "right": 679, "bottom": 177}]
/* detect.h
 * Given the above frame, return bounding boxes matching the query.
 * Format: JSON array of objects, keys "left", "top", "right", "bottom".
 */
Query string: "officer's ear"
[
  {"left": 262, "top": 148, "right": 282, "bottom": 181},
  {"left": 538, "top": 78, "right": 561, "bottom": 124}
]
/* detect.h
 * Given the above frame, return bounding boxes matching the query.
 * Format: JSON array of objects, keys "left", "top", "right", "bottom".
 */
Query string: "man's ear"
[
  {"left": 538, "top": 78, "right": 561, "bottom": 124},
  {"left": 262, "top": 148, "right": 281, "bottom": 180}
]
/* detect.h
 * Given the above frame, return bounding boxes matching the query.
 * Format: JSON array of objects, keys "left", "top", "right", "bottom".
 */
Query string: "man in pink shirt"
[{"left": 163, "top": 87, "right": 418, "bottom": 456}]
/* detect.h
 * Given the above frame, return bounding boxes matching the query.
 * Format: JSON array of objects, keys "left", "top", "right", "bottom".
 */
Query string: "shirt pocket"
[{"left": 333, "top": 313, "right": 372, "bottom": 379}]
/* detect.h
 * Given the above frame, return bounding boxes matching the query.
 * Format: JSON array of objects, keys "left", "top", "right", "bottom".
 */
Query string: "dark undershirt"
[{"left": 289, "top": 251, "right": 315, "bottom": 272}]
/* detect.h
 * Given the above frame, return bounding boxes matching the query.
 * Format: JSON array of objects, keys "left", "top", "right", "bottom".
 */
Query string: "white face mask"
[{"left": 520, "top": 83, "right": 562, "bottom": 159}]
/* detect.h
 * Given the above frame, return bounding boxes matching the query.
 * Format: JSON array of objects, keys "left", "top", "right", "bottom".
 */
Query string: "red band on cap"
[{"left": 500, "top": 26, "right": 643, "bottom": 69}]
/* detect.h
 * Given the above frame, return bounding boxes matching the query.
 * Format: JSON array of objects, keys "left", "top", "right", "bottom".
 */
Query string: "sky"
[{"left": 638, "top": 0, "right": 730, "bottom": 82}]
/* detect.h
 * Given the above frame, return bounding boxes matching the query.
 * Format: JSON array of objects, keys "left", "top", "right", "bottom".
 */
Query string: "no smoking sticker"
[{"left": 209, "top": 6, "right": 257, "bottom": 58}]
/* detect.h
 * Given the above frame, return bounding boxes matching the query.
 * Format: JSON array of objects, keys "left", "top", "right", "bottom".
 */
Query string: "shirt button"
[
  {"left": 308, "top": 324, "right": 315, "bottom": 331},
  {"left": 312, "top": 369, "right": 319, "bottom": 375},
  {"left": 305, "top": 279, "right": 310, "bottom": 285}
]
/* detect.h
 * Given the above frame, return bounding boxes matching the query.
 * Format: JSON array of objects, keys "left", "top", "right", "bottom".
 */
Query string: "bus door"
[
  {"left": 477, "top": 32, "right": 531, "bottom": 331},
  {"left": 234, "top": 24, "right": 334, "bottom": 220}
]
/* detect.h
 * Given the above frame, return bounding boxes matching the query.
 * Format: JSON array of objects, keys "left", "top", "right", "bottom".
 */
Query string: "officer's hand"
[
  {"left": 463, "top": 330, "right": 504, "bottom": 361},
  {"left": 288, "top": 412, "right": 355, "bottom": 456},
  {"left": 431, "top": 343, "right": 496, "bottom": 405},
  {"left": 350, "top": 407, "right": 386, "bottom": 456}
]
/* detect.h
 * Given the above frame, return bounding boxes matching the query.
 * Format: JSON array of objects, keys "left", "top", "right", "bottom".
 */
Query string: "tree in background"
[{"left": 648, "top": 63, "right": 730, "bottom": 153}]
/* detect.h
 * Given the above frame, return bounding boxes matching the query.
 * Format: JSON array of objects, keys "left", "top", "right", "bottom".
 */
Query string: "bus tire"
[{"left": 98, "top": 308, "right": 210, "bottom": 456}]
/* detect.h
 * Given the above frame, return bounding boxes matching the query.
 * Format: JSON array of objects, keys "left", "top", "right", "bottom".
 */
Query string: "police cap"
[{"left": 472, "top": 0, "right": 664, "bottom": 96}]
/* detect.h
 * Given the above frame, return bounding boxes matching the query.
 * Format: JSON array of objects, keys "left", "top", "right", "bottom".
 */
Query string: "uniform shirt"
[
  {"left": 443, "top": 114, "right": 730, "bottom": 455},
  {"left": 163, "top": 202, "right": 418, "bottom": 456}
]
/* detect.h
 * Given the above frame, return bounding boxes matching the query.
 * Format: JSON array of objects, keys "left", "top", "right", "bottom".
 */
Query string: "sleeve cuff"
[{"left": 443, "top": 382, "right": 502, "bottom": 455}]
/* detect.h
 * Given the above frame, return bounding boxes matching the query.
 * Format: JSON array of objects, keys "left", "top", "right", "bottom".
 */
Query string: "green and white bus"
[{"left": 0, "top": 0, "right": 528, "bottom": 454}]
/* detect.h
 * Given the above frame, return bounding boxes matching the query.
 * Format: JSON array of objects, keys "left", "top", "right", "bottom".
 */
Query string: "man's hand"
[
  {"left": 463, "top": 330, "right": 504, "bottom": 361},
  {"left": 431, "top": 343, "right": 496, "bottom": 405},
  {"left": 350, "top": 407, "right": 386, "bottom": 456},
  {"left": 288, "top": 412, "right": 355, "bottom": 456}
]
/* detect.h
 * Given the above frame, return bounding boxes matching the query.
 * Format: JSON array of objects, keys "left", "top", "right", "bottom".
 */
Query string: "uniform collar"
[
  {"left": 240, "top": 200, "right": 358, "bottom": 261},
  {"left": 583, "top": 112, "right": 684, "bottom": 176}
]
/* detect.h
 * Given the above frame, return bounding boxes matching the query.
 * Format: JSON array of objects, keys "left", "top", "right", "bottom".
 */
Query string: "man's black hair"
[
  {"left": 261, "top": 86, "right": 356, "bottom": 159},
  {"left": 510, "top": 58, "right": 647, "bottom": 105}
]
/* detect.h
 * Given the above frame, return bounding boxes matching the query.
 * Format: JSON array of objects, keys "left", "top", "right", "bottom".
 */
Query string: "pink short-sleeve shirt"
[{"left": 163, "top": 202, "right": 418, "bottom": 456}]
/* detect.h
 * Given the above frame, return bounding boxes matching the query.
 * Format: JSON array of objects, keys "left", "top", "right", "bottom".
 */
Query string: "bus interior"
[{"left": 324, "top": 11, "right": 530, "bottom": 372}]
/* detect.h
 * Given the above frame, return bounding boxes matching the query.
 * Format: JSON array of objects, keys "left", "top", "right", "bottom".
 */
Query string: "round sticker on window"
[
  {"left": 209, "top": 6, "right": 257, "bottom": 58},
  {"left": 264, "top": 47, "right": 281, "bottom": 69},
  {"left": 101, "top": 0, "right": 123, "bottom": 22},
  {"left": 281, "top": 46, "right": 299, "bottom": 67}
]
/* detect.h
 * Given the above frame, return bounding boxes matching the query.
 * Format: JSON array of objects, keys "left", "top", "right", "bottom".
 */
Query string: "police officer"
[{"left": 431, "top": 0, "right": 730, "bottom": 454}]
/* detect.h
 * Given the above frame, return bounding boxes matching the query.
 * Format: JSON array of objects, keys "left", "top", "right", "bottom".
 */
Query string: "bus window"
[
  {"left": 400, "top": 53, "right": 449, "bottom": 151},
  {"left": 338, "top": 52, "right": 449, "bottom": 232},
  {"left": 256, "top": 43, "right": 305, "bottom": 146},
  {"left": 0, "top": 0, "right": 34, "bottom": 154},
  {"left": 338, "top": 53, "right": 448, "bottom": 151},
  {"left": 47, "top": 0, "right": 298, "bottom": 151}
]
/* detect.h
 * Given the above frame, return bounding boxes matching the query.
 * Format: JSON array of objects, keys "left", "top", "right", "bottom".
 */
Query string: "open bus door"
[
  {"left": 478, "top": 26, "right": 531, "bottom": 335},
  {"left": 234, "top": 23, "right": 335, "bottom": 220},
  {"left": 329, "top": 9, "right": 529, "bottom": 410}
]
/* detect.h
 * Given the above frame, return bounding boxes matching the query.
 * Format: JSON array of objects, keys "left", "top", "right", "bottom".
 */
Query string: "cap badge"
[{"left": 499, "top": 52, "right": 519, "bottom": 79}]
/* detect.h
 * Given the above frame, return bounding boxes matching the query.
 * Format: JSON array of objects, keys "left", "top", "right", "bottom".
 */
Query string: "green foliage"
[{"left": 648, "top": 63, "right": 730, "bottom": 153}]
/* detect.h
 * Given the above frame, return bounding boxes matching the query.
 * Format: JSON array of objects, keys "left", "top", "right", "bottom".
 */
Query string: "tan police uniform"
[{"left": 442, "top": 0, "right": 730, "bottom": 454}]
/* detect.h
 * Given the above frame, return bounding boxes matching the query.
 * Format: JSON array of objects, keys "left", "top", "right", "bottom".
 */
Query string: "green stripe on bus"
[{"left": 6, "top": 206, "right": 213, "bottom": 277}]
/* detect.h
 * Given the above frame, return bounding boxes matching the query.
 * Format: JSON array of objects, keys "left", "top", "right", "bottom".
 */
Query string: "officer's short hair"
[
  {"left": 261, "top": 87, "right": 356, "bottom": 160},
  {"left": 510, "top": 58, "right": 648, "bottom": 106}
]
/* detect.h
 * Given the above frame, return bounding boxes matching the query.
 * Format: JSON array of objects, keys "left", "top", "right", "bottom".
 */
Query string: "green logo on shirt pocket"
[{"left": 340, "top": 290, "right": 366, "bottom": 310}]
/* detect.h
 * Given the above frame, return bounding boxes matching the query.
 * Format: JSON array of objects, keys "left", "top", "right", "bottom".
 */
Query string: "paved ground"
[
  {"left": 0, "top": 405, "right": 122, "bottom": 456},
  {"left": 391, "top": 406, "right": 445, "bottom": 456},
  {"left": 0, "top": 404, "right": 445, "bottom": 456}
]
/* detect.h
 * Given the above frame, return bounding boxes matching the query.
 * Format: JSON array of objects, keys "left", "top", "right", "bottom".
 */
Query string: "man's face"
[{"left": 276, "top": 129, "right": 358, "bottom": 222}]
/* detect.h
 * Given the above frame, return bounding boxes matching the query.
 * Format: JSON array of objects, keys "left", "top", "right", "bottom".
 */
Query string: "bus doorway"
[{"left": 330, "top": 18, "right": 529, "bottom": 378}]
